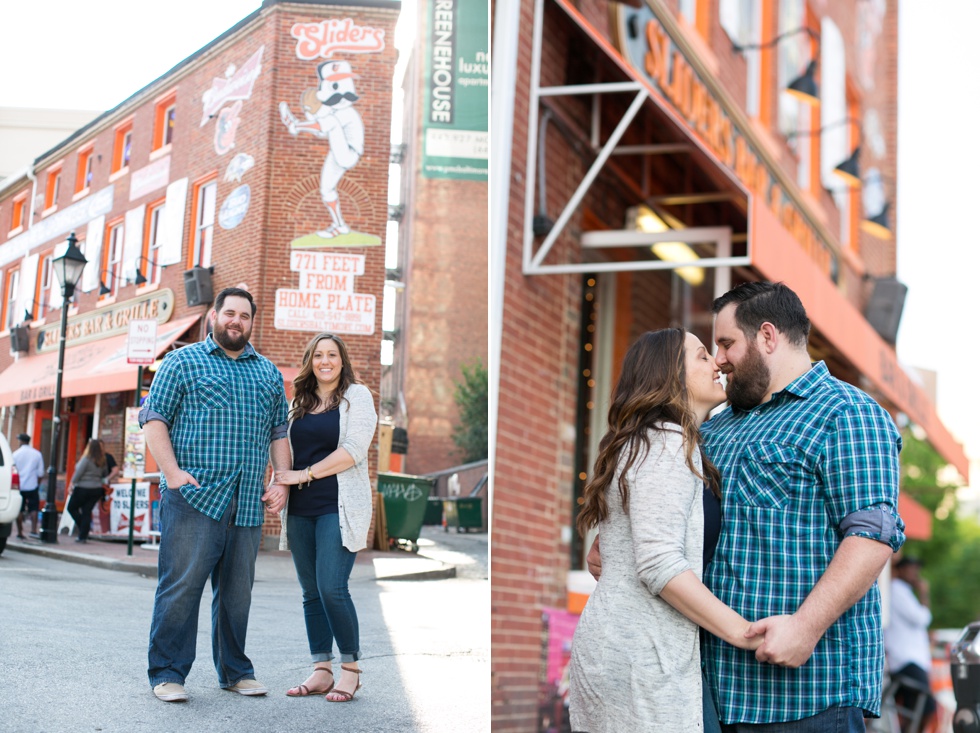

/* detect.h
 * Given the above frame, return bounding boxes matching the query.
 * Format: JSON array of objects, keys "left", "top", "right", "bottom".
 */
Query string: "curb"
[
  {"left": 7, "top": 542, "right": 158, "bottom": 577},
  {"left": 6, "top": 541, "right": 458, "bottom": 581}
]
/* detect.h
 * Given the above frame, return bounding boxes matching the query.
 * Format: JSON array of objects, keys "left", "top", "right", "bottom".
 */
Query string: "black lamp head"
[
  {"left": 135, "top": 268, "right": 148, "bottom": 286},
  {"left": 861, "top": 203, "right": 892, "bottom": 239},
  {"left": 833, "top": 146, "right": 861, "bottom": 187},
  {"left": 785, "top": 60, "right": 819, "bottom": 105}
]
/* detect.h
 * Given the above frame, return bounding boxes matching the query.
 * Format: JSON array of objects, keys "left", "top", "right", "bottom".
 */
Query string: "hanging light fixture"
[
  {"left": 732, "top": 27, "right": 819, "bottom": 105},
  {"left": 861, "top": 202, "right": 892, "bottom": 239},
  {"left": 833, "top": 145, "right": 861, "bottom": 187}
]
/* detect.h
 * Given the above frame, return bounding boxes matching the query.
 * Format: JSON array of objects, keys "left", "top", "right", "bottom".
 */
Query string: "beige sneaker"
[
  {"left": 227, "top": 678, "right": 269, "bottom": 696},
  {"left": 153, "top": 682, "right": 189, "bottom": 702}
]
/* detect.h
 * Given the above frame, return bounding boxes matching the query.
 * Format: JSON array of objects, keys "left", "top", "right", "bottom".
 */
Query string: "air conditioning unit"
[
  {"left": 864, "top": 277, "right": 908, "bottom": 345},
  {"left": 183, "top": 266, "right": 214, "bottom": 307},
  {"left": 9, "top": 325, "right": 29, "bottom": 354}
]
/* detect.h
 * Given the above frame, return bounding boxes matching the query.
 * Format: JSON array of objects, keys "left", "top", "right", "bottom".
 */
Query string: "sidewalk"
[{"left": 5, "top": 523, "right": 480, "bottom": 581}]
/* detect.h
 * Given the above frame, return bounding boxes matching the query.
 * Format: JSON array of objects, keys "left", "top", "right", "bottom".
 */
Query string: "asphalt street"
[{"left": 0, "top": 526, "right": 489, "bottom": 733}]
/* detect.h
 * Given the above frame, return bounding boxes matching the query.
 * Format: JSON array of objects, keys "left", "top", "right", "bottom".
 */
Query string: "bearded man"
[{"left": 139, "top": 287, "right": 291, "bottom": 703}]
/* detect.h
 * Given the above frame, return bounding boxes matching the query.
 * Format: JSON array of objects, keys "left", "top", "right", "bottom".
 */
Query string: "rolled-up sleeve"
[
  {"left": 138, "top": 354, "right": 184, "bottom": 429},
  {"left": 629, "top": 431, "right": 696, "bottom": 596},
  {"left": 840, "top": 504, "right": 906, "bottom": 552},
  {"left": 823, "top": 402, "right": 905, "bottom": 552}
]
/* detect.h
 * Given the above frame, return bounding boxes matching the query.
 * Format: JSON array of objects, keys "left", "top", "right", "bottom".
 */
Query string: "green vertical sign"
[{"left": 422, "top": 0, "right": 489, "bottom": 180}]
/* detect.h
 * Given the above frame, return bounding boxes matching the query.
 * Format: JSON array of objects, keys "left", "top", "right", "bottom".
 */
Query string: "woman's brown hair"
[
  {"left": 575, "top": 328, "right": 721, "bottom": 536},
  {"left": 289, "top": 333, "right": 363, "bottom": 421},
  {"left": 82, "top": 438, "right": 106, "bottom": 468}
]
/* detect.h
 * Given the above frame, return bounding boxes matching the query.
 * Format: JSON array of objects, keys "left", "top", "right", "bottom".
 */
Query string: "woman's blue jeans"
[
  {"left": 287, "top": 511, "right": 361, "bottom": 663},
  {"left": 147, "top": 488, "right": 262, "bottom": 688}
]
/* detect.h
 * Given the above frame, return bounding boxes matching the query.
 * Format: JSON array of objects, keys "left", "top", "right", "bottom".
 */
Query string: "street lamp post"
[{"left": 39, "top": 231, "right": 88, "bottom": 544}]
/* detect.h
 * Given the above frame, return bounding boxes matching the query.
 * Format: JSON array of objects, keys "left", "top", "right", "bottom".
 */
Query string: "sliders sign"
[{"left": 611, "top": 3, "right": 835, "bottom": 279}]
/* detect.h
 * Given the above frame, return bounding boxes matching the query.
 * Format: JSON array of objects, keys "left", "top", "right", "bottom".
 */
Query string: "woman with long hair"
[
  {"left": 66, "top": 438, "right": 109, "bottom": 544},
  {"left": 569, "top": 328, "right": 759, "bottom": 731},
  {"left": 274, "top": 333, "right": 377, "bottom": 703}
]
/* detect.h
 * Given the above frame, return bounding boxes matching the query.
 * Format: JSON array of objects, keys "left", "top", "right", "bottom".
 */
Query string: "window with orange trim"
[
  {"left": 153, "top": 91, "right": 177, "bottom": 151},
  {"left": 44, "top": 165, "right": 63, "bottom": 212},
  {"left": 112, "top": 120, "right": 134, "bottom": 174},
  {"left": 142, "top": 198, "right": 167, "bottom": 285},
  {"left": 33, "top": 252, "right": 53, "bottom": 321},
  {"left": 189, "top": 175, "right": 218, "bottom": 268},
  {"left": 9, "top": 193, "right": 27, "bottom": 233},
  {"left": 75, "top": 146, "right": 95, "bottom": 194},
  {"left": 101, "top": 218, "right": 125, "bottom": 298},
  {"left": 2, "top": 268, "right": 20, "bottom": 331}
]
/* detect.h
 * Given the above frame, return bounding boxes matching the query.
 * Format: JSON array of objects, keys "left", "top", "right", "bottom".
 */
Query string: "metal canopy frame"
[{"left": 522, "top": 0, "right": 752, "bottom": 276}]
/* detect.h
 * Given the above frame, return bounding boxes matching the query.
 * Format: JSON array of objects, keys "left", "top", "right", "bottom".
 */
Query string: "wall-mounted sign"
[
  {"left": 290, "top": 18, "right": 386, "bottom": 60},
  {"left": 612, "top": 3, "right": 834, "bottom": 278},
  {"left": 422, "top": 0, "right": 489, "bottom": 181},
  {"left": 37, "top": 288, "right": 174, "bottom": 352},
  {"left": 200, "top": 46, "right": 264, "bottom": 126},
  {"left": 224, "top": 153, "right": 255, "bottom": 183},
  {"left": 129, "top": 156, "right": 171, "bottom": 201},
  {"left": 274, "top": 251, "right": 375, "bottom": 335},
  {"left": 0, "top": 185, "right": 115, "bottom": 267},
  {"left": 218, "top": 184, "right": 251, "bottom": 229}
]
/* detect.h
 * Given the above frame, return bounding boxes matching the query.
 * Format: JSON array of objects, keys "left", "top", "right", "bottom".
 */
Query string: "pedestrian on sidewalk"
[
  {"left": 139, "top": 288, "right": 291, "bottom": 703},
  {"left": 274, "top": 333, "right": 378, "bottom": 703},
  {"left": 885, "top": 556, "right": 936, "bottom": 732},
  {"left": 65, "top": 439, "right": 109, "bottom": 544},
  {"left": 12, "top": 433, "right": 44, "bottom": 539}
]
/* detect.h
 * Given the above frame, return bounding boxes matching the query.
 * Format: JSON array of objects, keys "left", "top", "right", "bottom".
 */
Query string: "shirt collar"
[{"left": 204, "top": 333, "right": 257, "bottom": 359}]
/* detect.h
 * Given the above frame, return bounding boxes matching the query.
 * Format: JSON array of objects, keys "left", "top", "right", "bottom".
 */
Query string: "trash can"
[
  {"left": 377, "top": 472, "right": 433, "bottom": 552},
  {"left": 952, "top": 622, "right": 980, "bottom": 733},
  {"left": 443, "top": 496, "right": 483, "bottom": 533},
  {"left": 423, "top": 497, "right": 444, "bottom": 526}
]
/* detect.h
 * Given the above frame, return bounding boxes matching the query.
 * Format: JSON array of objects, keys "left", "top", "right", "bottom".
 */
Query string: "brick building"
[
  {"left": 490, "top": 0, "right": 968, "bottom": 730},
  {"left": 0, "top": 0, "right": 399, "bottom": 546},
  {"left": 385, "top": 0, "right": 489, "bottom": 475}
]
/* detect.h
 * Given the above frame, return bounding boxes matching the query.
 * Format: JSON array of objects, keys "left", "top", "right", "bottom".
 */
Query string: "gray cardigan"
[
  {"left": 72, "top": 455, "right": 109, "bottom": 489},
  {"left": 279, "top": 383, "right": 378, "bottom": 552}
]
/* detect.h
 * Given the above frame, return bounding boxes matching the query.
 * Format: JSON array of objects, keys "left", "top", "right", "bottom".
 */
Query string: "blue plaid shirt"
[
  {"left": 138, "top": 335, "right": 289, "bottom": 527},
  {"left": 702, "top": 361, "right": 904, "bottom": 723}
]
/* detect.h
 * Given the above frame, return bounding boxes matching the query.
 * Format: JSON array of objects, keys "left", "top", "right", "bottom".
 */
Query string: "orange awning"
[
  {"left": 898, "top": 492, "right": 933, "bottom": 541},
  {"left": 750, "top": 198, "right": 969, "bottom": 481},
  {"left": 0, "top": 314, "right": 201, "bottom": 407}
]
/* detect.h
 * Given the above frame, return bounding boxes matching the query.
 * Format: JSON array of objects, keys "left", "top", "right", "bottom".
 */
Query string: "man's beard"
[
  {"left": 213, "top": 321, "right": 251, "bottom": 352},
  {"left": 725, "top": 341, "right": 770, "bottom": 410}
]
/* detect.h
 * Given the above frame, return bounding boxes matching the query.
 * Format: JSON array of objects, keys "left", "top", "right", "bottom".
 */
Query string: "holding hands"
[{"left": 744, "top": 614, "right": 819, "bottom": 668}]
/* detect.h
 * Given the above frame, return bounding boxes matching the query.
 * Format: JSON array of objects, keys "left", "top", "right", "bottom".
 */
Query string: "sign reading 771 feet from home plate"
[{"left": 275, "top": 251, "right": 376, "bottom": 334}]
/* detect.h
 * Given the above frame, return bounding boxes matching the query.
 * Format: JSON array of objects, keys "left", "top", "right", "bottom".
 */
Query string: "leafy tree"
[
  {"left": 452, "top": 359, "right": 488, "bottom": 462},
  {"left": 898, "top": 428, "right": 980, "bottom": 628}
]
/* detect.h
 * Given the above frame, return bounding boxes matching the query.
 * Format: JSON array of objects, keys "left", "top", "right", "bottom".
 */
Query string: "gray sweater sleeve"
[{"left": 628, "top": 429, "right": 698, "bottom": 596}]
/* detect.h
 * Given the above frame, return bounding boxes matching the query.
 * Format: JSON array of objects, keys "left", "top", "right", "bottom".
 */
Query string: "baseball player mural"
[
  {"left": 279, "top": 19, "right": 386, "bottom": 247},
  {"left": 280, "top": 59, "right": 365, "bottom": 240}
]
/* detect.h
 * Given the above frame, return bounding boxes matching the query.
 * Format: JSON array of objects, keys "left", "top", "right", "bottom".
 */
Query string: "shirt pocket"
[
  {"left": 192, "top": 376, "right": 230, "bottom": 411},
  {"left": 732, "top": 442, "right": 811, "bottom": 509}
]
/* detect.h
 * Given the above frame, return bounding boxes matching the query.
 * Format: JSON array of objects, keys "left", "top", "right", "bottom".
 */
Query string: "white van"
[{"left": 0, "top": 433, "right": 22, "bottom": 555}]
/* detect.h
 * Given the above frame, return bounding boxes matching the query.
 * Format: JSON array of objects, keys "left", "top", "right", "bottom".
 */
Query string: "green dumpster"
[
  {"left": 443, "top": 496, "right": 484, "bottom": 533},
  {"left": 423, "top": 497, "right": 444, "bottom": 526},
  {"left": 378, "top": 472, "right": 434, "bottom": 551}
]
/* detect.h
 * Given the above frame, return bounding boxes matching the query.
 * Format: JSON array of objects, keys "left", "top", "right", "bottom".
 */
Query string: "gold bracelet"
[{"left": 307, "top": 466, "right": 315, "bottom": 481}]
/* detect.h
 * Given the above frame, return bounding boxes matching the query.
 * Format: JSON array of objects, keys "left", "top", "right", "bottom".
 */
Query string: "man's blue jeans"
[
  {"left": 287, "top": 512, "right": 361, "bottom": 663},
  {"left": 720, "top": 707, "right": 866, "bottom": 732},
  {"left": 147, "top": 488, "right": 262, "bottom": 688}
]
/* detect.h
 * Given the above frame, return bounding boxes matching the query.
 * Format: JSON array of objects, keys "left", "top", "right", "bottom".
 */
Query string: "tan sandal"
[
  {"left": 325, "top": 664, "right": 362, "bottom": 702},
  {"left": 286, "top": 666, "right": 334, "bottom": 697}
]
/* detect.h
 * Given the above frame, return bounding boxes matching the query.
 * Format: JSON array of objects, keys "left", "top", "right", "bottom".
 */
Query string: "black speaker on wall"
[
  {"left": 184, "top": 266, "right": 214, "bottom": 307},
  {"left": 864, "top": 277, "right": 907, "bottom": 345},
  {"left": 9, "top": 325, "right": 29, "bottom": 353}
]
